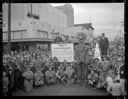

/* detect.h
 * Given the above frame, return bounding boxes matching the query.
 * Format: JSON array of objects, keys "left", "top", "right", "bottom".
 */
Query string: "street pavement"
[{"left": 12, "top": 84, "right": 108, "bottom": 96}]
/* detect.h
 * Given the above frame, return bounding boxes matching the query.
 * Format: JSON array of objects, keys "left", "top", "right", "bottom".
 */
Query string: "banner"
[{"left": 51, "top": 43, "right": 74, "bottom": 62}]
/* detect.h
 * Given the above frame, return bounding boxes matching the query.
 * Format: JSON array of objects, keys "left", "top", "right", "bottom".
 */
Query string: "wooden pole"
[
  {"left": 31, "top": 3, "right": 32, "bottom": 18},
  {"left": 7, "top": 3, "right": 11, "bottom": 54}
]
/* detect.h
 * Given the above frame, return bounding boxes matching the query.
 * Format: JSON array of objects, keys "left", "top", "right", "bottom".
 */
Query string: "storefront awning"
[{"left": 3, "top": 38, "right": 53, "bottom": 43}]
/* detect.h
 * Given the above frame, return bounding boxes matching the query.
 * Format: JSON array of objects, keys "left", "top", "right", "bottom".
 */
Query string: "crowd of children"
[
  {"left": 87, "top": 40, "right": 126, "bottom": 96},
  {"left": 2, "top": 39, "right": 126, "bottom": 96},
  {"left": 2, "top": 49, "right": 77, "bottom": 96}
]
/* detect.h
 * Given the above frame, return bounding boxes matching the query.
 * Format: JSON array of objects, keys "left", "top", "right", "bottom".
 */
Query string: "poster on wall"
[{"left": 51, "top": 43, "right": 74, "bottom": 62}]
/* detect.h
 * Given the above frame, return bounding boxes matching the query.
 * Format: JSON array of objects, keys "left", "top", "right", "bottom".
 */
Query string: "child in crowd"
[
  {"left": 97, "top": 71, "right": 106, "bottom": 88},
  {"left": 3, "top": 71, "right": 9, "bottom": 96},
  {"left": 45, "top": 66, "right": 56, "bottom": 85},
  {"left": 106, "top": 69, "right": 114, "bottom": 89},
  {"left": 23, "top": 67, "right": 34, "bottom": 91},
  {"left": 88, "top": 58, "right": 99, "bottom": 71},
  {"left": 56, "top": 66, "right": 66, "bottom": 84},
  {"left": 107, "top": 78, "right": 122, "bottom": 96},
  {"left": 65, "top": 63, "right": 75, "bottom": 85},
  {"left": 34, "top": 67, "right": 44, "bottom": 87},
  {"left": 52, "top": 57, "right": 60, "bottom": 72},
  {"left": 87, "top": 70, "right": 98, "bottom": 87},
  {"left": 118, "top": 61, "right": 126, "bottom": 96}
]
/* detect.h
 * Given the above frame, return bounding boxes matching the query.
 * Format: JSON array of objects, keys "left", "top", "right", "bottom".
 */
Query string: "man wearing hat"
[{"left": 99, "top": 33, "right": 109, "bottom": 58}]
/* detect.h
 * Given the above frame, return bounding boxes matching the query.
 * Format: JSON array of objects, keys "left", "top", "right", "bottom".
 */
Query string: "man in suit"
[{"left": 99, "top": 33, "right": 109, "bottom": 58}]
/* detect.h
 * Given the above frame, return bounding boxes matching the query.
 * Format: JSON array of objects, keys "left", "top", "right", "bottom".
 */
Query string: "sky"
[{"left": 50, "top": 3, "right": 124, "bottom": 41}]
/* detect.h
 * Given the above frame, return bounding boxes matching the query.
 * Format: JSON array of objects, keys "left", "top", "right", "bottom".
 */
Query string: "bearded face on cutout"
[{"left": 76, "top": 32, "right": 87, "bottom": 43}]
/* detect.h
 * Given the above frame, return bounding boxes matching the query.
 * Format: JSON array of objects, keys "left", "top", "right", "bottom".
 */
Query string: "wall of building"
[
  {"left": 2, "top": 3, "right": 30, "bottom": 23},
  {"left": 32, "top": 3, "right": 67, "bottom": 28},
  {"left": 2, "top": 3, "right": 68, "bottom": 41},
  {"left": 62, "top": 26, "right": 88, "bottom": 37},
  {"left": 61, "top": 26, "right": 94, "bottom": 42},
  {"left": 56, "top": 4, "right": 74, "bottom": 27},
  {"left": 2, "top": 3, "right": 67, "bottom": 28}
]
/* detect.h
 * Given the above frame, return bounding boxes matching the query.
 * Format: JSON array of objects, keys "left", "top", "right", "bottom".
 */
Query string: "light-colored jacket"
[{"left": 107, "top": 82, "right": 122, "bottom": 96}]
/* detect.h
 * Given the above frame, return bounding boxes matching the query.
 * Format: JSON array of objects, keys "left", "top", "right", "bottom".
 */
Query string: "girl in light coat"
[{"left": 23, "top": 67, "right": 34, "bottom": 91}]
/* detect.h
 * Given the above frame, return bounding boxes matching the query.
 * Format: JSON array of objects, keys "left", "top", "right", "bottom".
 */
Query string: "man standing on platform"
[
  {"left": 75, "top": 32, "right": 90, "bottom": 86},
  {"left": 99, "top": 33, "right": 109, "bottom": 58}
]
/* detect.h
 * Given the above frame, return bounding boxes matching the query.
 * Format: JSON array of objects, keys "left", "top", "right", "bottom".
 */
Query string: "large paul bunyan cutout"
[{"left": 75, "top": 32, "right": 90, "bottom": 85}]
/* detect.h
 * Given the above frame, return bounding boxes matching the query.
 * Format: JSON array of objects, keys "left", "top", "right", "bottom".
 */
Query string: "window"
[{"left": 46, "top": 32, "right": 48, "bottom": 38}]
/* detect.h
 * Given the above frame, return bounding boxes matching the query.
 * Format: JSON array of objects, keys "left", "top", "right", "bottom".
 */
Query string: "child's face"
[
  {"left": 103, "top": 57, "right": 107, "bottom": 61},
  {"left": 110, "top": 57, "right": 113, "bottom": 61},
  {"left": 94, "top": 59, "right": 99, "bottom": 63},
  {"left": 49, "top": 67, "right": 52, "bottom": 71},
  {"left": 26, "top": 67, "right": 30, "bottom": 71},
  {"left": 118, "top": 61, "right": 123, "bottom": 66},
  {"left": 60, "top": 68, "right": 64, "bottom": 71},
  {"left": 3, "top": 71, "right": 6, "bottom": 77},
  {"left": 114, "top": 55, "right": 118, "bottom": 60},
  {"left": 91, "top": 70, "right": 94, "bottom": 74}
]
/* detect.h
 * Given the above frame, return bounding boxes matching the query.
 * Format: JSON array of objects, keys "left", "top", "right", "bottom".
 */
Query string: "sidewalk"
[{"left": 12, "top": 84, "right": 108, "bottom": 96}]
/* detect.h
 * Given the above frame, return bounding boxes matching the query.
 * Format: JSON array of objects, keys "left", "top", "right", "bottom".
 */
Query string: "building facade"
[
  {"left": 60, "top": 23, "right": 94, "bottom": 43},
  {"left": 2, "top": 3, "right": 94, "bottom": 52},
  {"left": 56, "top": 4, "right": 74, "bottom": 27},
  {"left": 3, "top": 3, "right": 68, "bottom": 29},
  {"left": 2, "top": 3, "right": 68, "bottom": 52}
]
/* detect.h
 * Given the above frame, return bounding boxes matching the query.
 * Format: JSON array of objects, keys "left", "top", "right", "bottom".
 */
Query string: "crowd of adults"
[{"left": 2, "top": 33, "right": 126, "bottom": 96}]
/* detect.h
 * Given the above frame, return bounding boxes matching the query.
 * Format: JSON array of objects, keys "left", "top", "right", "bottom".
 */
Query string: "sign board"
[{"left": 51, "top": 43, "right": 74, "bottom": 62}]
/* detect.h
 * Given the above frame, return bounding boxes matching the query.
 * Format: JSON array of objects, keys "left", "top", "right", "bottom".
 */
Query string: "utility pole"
[
  {"left": 31, "top": 3, "right": 32, "bottom": 18},
  {"left": 7, "top": 3, "right": 11, "bottom": 54}
]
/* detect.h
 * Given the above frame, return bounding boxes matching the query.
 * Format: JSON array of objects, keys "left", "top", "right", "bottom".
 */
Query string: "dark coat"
[
  {"left": 99, "top": 37, "right": 109, "bottom": 50},
  {"left": 119, "top": 65, "right": 125, "bottom": 79},
  {"left": 13, "top": 68, "right": 21, "bottom": 89}
]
